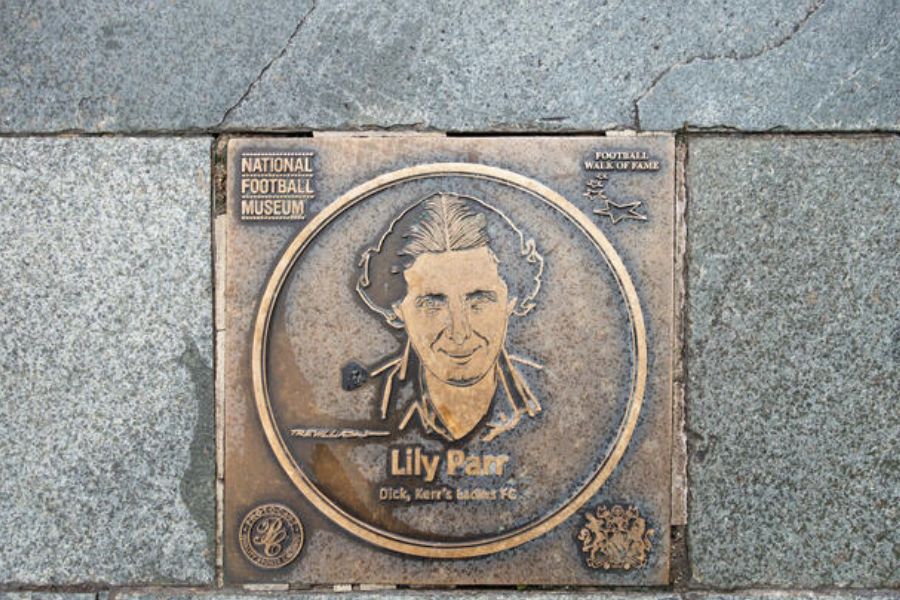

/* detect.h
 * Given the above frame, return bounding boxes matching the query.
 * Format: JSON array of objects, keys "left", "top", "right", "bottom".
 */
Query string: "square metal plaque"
[{"left": 219, "top": 134, "right": 677, "bottom": 585}]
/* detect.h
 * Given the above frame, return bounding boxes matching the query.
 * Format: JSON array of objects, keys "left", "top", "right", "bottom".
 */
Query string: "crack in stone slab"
[
  {"left": 633, "top": 0, "right": 826, "bottom": 129},
  {"left": 216, "top": 1, "right": 318, "bottom": 128}
]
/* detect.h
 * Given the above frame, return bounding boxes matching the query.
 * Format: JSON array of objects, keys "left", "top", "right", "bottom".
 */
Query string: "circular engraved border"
[
  {"left": 239, "top": 503, "right": 304, "bottom": 569},
  {"left": 251, "top": 163, "right": 647, "bottom": 558}
]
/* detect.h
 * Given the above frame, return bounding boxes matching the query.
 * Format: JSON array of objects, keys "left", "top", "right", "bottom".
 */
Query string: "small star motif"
[{"left": 593, "top": 199, "right": 648, "bottom": 224}]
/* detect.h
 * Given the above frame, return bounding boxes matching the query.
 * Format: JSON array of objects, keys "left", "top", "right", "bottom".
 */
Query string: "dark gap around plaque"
[{"left": 448, "top": 130, "right": 609, "bottom": 137}]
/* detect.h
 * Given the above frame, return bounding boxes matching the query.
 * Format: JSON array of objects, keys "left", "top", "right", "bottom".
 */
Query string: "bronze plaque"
[{"left": 220, "top": 134, "right": 677, "bottom": 585}]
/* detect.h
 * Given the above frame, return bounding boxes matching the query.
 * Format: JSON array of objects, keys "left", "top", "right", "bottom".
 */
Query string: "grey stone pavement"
[
  {"left": 686, "top": 136, "right": 899, "bottom": 587},
  {"left": 0, "top": 138, "right": 214, "bottom": 585},
  {"left": 0, "top": 1, "right": 897, "bottom": 132},
  {"left": 0, "top": 0, "right": 898, "bottom": 596}
]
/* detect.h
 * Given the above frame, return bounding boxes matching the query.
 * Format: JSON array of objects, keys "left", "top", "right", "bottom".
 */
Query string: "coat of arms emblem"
[{"left": 578, "top": 505, "right": 654, "bottom": 570}]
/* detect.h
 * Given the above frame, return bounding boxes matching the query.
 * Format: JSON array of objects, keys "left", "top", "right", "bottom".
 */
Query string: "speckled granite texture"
[
  {"left": 0, "top": 1, "right": 314, "bottom": 132},
  {"left": 685, "top": 136, "right": 899, "bottom": 587},
  {"left": 638, "top": 1, "right": 899, "bottom": 130},
  {"left": 0, "top": 138, "right": 214, "bottom": 584},
  {"left": 686, "top": 593, "right": 900, "bottom": 600},
  {"left": 0, "top": 595, "right": 98, "bottom": 600},
  {"left": 0, "top": 1, "right": 896, "bottom": 132}
]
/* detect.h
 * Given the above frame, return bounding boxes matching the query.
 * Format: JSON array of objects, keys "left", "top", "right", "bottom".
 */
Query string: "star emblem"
[{"left": 593, "top": 199, "right": 647, "bottom": 224}]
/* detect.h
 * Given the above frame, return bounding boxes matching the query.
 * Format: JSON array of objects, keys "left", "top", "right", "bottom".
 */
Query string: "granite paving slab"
[
  {"left": 0, "top": 1, "right": 314, "bottom": 132},
  {"left": 639, "top": 0, "right": 900, "bottom": 130},
  {"left": 685, "top": 135, "right": 899, "bottom": 587},
  {"left": 0, "top": 594, "right": 98, "bottom": 600},
  {"left": 1, "top": 1, "right": 896, "bottom": 132},
  {"left": 686, "top": 593, "right": 900, "bottom": 600},
  {"left": 0, "top": 137, "right": 214, "bottom": 584}
]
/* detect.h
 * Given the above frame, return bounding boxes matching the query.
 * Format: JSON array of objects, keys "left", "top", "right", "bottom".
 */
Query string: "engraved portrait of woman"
[{"left": 351, "top": 192, "right": 545, "bottom": 442}]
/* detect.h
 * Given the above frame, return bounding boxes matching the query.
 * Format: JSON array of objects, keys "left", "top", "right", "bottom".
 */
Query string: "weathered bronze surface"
[{"left": 220, "top": 134, "right": 676, "bottom": 585}]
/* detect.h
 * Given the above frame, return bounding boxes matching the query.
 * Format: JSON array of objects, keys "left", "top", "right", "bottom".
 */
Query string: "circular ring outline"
[
  {"left": 251, "top": 162, "right": 647, "bottom": 558},
  {"left": 239, "top": 503, "right": 305, "bottom": 569}
]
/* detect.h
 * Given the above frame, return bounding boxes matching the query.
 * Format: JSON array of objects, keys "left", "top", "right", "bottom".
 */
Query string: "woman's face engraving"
[{"left": 394, "top": 246, "right": 515, "bottom": 387}]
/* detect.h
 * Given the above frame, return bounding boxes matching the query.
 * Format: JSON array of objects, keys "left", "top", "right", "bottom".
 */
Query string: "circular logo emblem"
[
  {"left": 252, "top": 163, "right": 646, "bottom": 558},
  {"left": 239, "top": 503, "right": 304, "bottom": 569}
]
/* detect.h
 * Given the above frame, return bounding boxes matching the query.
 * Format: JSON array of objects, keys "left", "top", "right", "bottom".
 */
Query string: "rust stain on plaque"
[{"left": 219, "top": 134, "right": 677, "bottom": 585}]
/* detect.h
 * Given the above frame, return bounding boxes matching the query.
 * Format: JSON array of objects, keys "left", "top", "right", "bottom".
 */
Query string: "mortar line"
[
  {"left": 209, "top": 137, "right": 223, "bottom": 589},
  {"left": 670, "top": 132, "right": 691, "bottom": 590}
]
